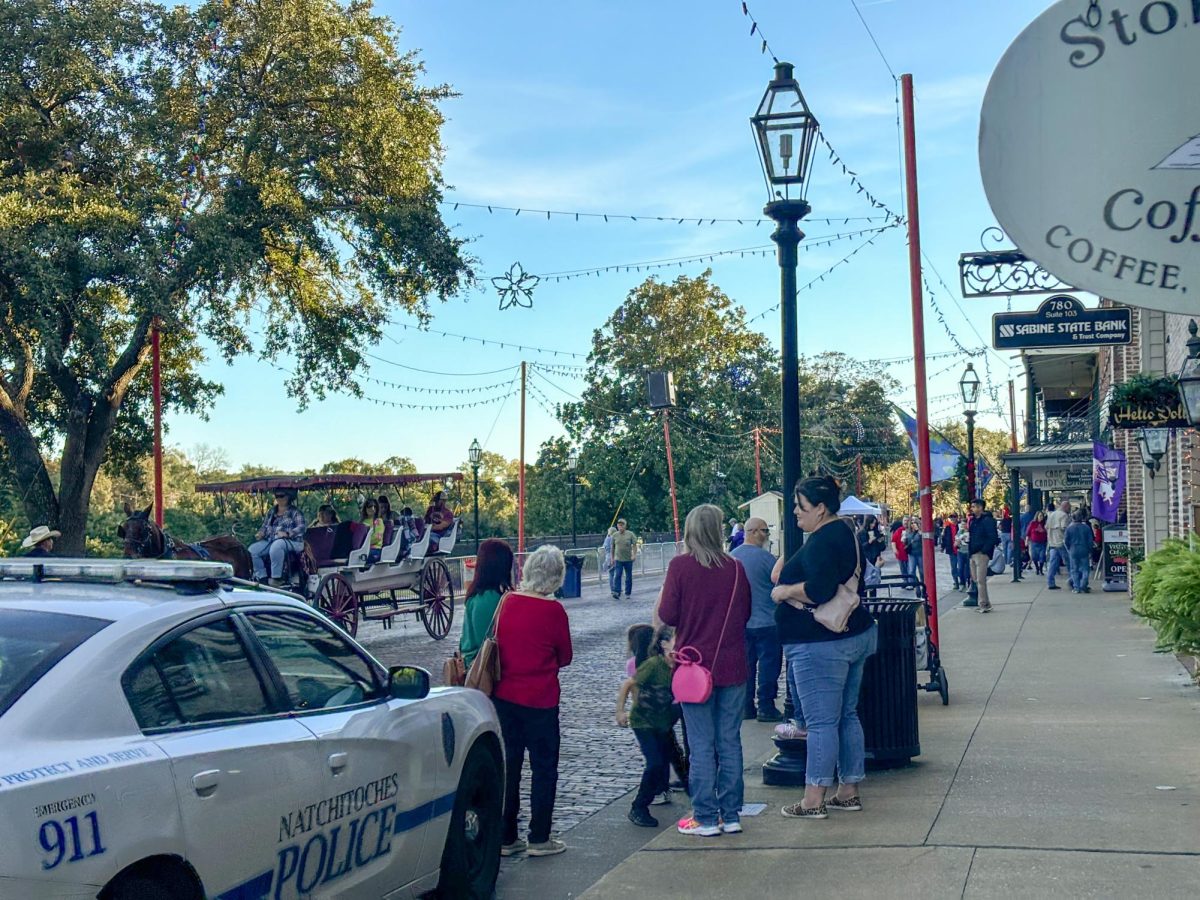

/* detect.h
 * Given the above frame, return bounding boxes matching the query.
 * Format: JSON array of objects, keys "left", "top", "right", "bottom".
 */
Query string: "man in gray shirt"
[
  {"left": 732, "top": 517, "right": 782, "bottom": 722},
  {"left": 1045, "top": 499, "right": 1071, "bottom": 590}
]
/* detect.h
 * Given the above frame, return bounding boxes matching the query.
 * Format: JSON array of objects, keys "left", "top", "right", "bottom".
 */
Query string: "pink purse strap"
[{"left": 709, "top": 562, "right": 741, "bottom": 671}]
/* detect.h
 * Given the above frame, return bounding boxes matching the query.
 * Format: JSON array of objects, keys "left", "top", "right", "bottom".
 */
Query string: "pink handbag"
[{"left": 671, "top": 564, "right": 740, "bottom": 704}]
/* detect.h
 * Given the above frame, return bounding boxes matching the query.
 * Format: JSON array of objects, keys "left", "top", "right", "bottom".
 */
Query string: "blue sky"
[{"left": 168, "top": 0, "right": 1051, "bottom": 474}]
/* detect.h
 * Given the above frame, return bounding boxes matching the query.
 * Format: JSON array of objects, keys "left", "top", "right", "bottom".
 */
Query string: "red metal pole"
[
  {"left": 518, "top": 361, "right": 526, "bottom": 555},
  {"left": 754, "top": 427, "right": 763, "bottom": 496},
  {"left": 152, "top": 317, "right": 164, "bottom": 529},
  {"left": 901, "top": 74, "right": 939, "bottom": 651},
  {"left": 663, "top": 409, "right": 681, "bottom": 543},
  {"left": 856, "top": 453, "right": 863, "bottom": 496},
  {"left": 1008, "top": 380, "right": 1019, "bottom": 452}
]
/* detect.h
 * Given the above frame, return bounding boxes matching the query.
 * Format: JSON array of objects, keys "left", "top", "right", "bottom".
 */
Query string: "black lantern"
[
  {"left": 751, "top": 62, "right": 820, "bottom": 201},
  {"left": 468, "top": 438, "right": 482, "bottom": 552},
  {"left": 468, "top": 438, "right": 482, "bottom": 468},
  {"left": 566, "top": 448, "right": 579, "bottom": 548},
  {"left": 1136, "top": 427, "right": 1169, "bottom": 476},
  {"left": 1178, "top": 319, "right": 1200, "bottom": 427},
  {"left": 959, "top": 362, "right": 981, "bottom": 412}
]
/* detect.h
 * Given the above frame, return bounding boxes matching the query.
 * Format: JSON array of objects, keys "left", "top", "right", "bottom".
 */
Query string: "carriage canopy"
[{"left": 195, "top": 473, "right": 464, "bottom": 494}]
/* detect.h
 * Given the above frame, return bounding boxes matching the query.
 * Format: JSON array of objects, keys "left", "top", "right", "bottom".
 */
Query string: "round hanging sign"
[{"left": 979, "top": 0, "right": 1200, "bottom": 314}]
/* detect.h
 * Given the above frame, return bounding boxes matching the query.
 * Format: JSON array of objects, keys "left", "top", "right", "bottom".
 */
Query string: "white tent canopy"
[{"left": 839, "top": 495, "right": 882, "bottom": 516}]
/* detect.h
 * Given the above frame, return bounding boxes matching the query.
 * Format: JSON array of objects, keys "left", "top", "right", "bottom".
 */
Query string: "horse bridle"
[{"left": 125, "top": 517, "right": 170, "bottom": 560}]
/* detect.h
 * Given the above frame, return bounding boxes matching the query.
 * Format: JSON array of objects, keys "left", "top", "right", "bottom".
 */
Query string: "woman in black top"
[{"left": 771, "top": 476, "right": 879, "bottom": 820}]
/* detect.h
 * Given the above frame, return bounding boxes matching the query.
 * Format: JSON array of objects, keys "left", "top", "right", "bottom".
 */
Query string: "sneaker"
[
  {"left": 527, "top": 838, "right": 567, "bottom": 857},
  {"left": 774, "top": 721, "right": 807, "bottom": 740},
  {"left": 268, "top": 577, "right": 285, "bottom": 587},
  {"left": 781, "top": 802, "right": 828, "bottom": 819},
  {"left": 628, "top": 807, "right": 658, "bottom": 828},
  {"left": 757, "top": 705, "right": 784, "bottom": 723},
  {"left": 826, "top": 795, "right": 863, "bottom": 811},
  {"left": 669, "top": 780, "right": 688, "bottom": 792},
  {"left": 676, "top": 816, "right": 721, "bottom": 836},
  {"left": 1047, "top": 585, "right": 1061, "bottom": 591},
  {"left": 611, "top": 592, "right": 620, "bottom": 600},
  {"left": 500, "top": 839, "right": 527, "bottom": 857},
  {"left": 979, "top": 605, "right": 992, "bottom": 614},
  {"left": 650, "top": 792, "right": 672, "bottom": 806},
  {"left": 1083, "top": 586, "right": 1091, "bottom": 593},
  {"left": 720, "top": 820, "right": 743, "bottom": 834}
]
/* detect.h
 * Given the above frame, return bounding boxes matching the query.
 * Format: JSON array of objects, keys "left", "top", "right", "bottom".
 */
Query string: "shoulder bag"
[
  {"left": 671, "top": 563, "right": 740, "bottom": 704},
  {"left": 442, "top": 651, "right": 466, "bottom": 687},
  {"left": 812, "top": 520, "right": 862, "bottom": 634},
  {"left": 465, "top": 593, "right": 507, "bottom": 695}
]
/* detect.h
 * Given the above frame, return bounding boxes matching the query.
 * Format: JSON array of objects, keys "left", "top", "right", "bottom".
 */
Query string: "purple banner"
[{"left": 1092, "top": 442, "right": 1126, "bottom": 523}]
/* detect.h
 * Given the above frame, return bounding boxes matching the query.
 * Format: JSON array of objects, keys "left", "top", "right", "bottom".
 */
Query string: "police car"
[{"left": 0, "top": 559, "right": 503, "bottom": 899}]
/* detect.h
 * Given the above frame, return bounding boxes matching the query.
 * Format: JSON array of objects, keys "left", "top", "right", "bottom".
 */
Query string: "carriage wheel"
[
  {"left": 419, "top": 558, "right": 455, "bottom": 640},
  {"left": 317, "top": 573, "right": 359, "bottom": 637}
]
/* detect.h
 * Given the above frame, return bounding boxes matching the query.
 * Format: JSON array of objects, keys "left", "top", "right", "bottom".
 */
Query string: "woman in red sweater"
[
  {"left": 494, "top": 544, "right": 573, "bottom": 858},
  {"left": 657, "top": 503, "right": 751, "bottom": 837}
]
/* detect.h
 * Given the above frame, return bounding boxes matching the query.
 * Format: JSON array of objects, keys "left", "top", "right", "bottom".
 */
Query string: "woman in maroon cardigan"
[
  {"left": 494, "top": 544, "right": 573, "bottom": 858},
  {"left": 657, "top": 504, "right": 751, "bottom": 837}
]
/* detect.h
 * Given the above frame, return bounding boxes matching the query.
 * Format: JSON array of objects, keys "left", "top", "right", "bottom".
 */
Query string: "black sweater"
[{"left": 776, "top": 519, "right": 874, "bottom": 644}]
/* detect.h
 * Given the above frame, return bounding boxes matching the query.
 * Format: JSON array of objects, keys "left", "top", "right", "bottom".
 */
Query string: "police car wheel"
[
  {"left": 102, "top": 861, "right": 202, "bottom": 900},
  {"left": 437, "top": 742, "right": 503, "bottom": 898}
]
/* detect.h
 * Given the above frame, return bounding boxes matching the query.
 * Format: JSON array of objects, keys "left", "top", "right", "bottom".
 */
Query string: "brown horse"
[{"left": 118, "top": 502, "right": 253, "bottom": 579}]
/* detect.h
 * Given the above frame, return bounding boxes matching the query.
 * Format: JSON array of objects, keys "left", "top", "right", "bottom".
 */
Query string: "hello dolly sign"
[{"left": 980, "top": 0, "right": 1200, "bottom": 315}]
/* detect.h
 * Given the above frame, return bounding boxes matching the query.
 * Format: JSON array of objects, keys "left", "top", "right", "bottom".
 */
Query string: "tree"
[
  {"left": 0, "top": 0, "right": 472, "bottom": 552},
  {"left": 456, "top": 451, "right": 517, "bottom": 541}
]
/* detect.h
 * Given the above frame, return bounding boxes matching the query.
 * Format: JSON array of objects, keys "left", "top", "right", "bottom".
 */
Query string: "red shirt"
[
  {"left": 891, "top": 528, "right": 909, "bottom": 562},
  {"left": 1027, "top": 520, "right": 1048, "bottom": 544},
  {"left": 493, "top": 592, "right": 572, "bottom": 708},
  {"left": 657, "top": 555, "right": 751, "bottom": 688}
]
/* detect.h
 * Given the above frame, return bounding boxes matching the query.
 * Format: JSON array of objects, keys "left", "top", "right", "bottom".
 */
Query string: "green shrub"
[{"left": 1132, "top": 538, "right": 1200, "bottom": 655}]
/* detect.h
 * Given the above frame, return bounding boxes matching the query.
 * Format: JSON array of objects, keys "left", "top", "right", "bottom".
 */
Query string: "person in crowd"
[
  {"left": 1026, "top": 510, "right": 1049, "bottom": 575},
  {"left": 424, "top": 490, "right": 456, "bottom": 551},
  {"left": 732, "top": 516, "right": 782, "bottom": 723},
  {"left": 968, "top": 499, "right": 999, "bottom": 613},
  {"left": 460, "top": 539, "right": 514, "bottom": 671},
  {"left": 771, "top": 476, "right": 878, "bottom": 820},
  {"left": 616, "top": 624, "right": 677, "bottom": 827},
  {"left": 1045, "top": 499, "right": 1072, "bottom": 590},
  {"left": 1065, "top": 511, "right": 1096, "bottom": 594},
  {"left": 657, "top": 504, "right": 751, "bottom": 837},
  {"left": 623, "top": 624, "right": 690, "bottom": 793},
  {"left": 494, "top": 545, "right": 573, "bottom": 858},
  {"left": 904, "top": 519, "right": 924, "bottom": 584},
  {"left": 378, "top": 495, "right": 400, "bottom": 527},
  {"left": 859, "top": 516, "right": 886, "bottom": 568},
  {"left": 249, "top": 489, "right": 306, "bottom": 586},
  {"left": 941, "top": 513, "right": 961, "bottom": 590},
  {"left": 999, "top": 505, "right": 1014, "bottom": 565},
  {"left": 21, "top": 525, "right": 60, "bottom": 557},
  {"left": 610, "top": 518, "right": 638, "bottom": 600},
  {"left": 1090, "top": 518, "right": 1104, "bottom": 567},
  {"left": 361, "top": 498, "right": 385, "bottom": 564},
  {"left": 313, "top": 504, "right": 338, "bottom": 527},
  {"left": 891, "top": 517, "right": 910, "bottom": 579},
  {"left": 602, "top": 526, "right": 617, "bottom": 592},
  {"left": 955, "top": 515, "right": 973, "bottom": 593},
  {"left": 728, "top": 521, "right": 745, "bottom": 550}
]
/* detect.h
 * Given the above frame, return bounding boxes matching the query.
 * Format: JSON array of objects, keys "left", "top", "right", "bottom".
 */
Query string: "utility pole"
[
  {"left": 518, "top": 361, "right": 526, "bottom": 555},
  {"left": 856, "top": 453, "right": 863, "bottom": 496},
  {"left": 663, "top": 409, "right": 681, "bottom": 543},
  {"left": 152, "top": 317, "right": 164, "bottom": 528},
  {"left": 754, "top": 427, "right": 763, "bottom": 496}
]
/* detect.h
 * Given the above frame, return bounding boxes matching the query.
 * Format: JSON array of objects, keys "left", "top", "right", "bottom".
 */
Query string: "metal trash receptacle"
[
  {"left": 561, "top": 554, "right": 585, "bottom": 598},
  {"left": 859, "top": 598, "right": 922, "bottom": 767}
]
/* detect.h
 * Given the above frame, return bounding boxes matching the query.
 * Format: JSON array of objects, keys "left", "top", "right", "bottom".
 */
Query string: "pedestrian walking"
[
  {"left": 460, "top": 539, "right": 514, "bottom": 671},
  {"left": 968, "top": 499, "right": 999, "bottom": 613},
  {"left": 1026, "top": 510, "right": 1048, "bottom": 575},
  {"left": 657, "top": 504, "right": 751, "bottom": 837},
  {"left": 728, "top": 520, "right": 745, "bottom": 550},
  {"left": 602, "top": 526, "right": 617, "bottom": 593},
  {"left": 616, "top": 625, "right": 678, "bottom": 827},
  {"left": 955, "top": 519, "right": 973, "bottom": 593},
  {"left": 999, "top": 505, "right": 1014, "bottom": 565},
  {"left": 1045, "top": 500, "right": 1072, "bottom": 590},
  {"left": 610, "top": 518, "right": 638, "bottom": 599},
  {"left": 1065, "top": 511, "right": 1095, "bottom": 593},
  {"left": 859, "top": 516, "right": 886, "bottom": 567},
  {"left": 732, "top": 517, "right": 782, "bottom": 723},
  {"left": 941, "top": 514, "right": 961, "bottom": 589},
  {"left": 771, "top": 476, "right": 878, "bottom": 820},
  {"left": 494, "top": 545, "right": 573, "bottom": 859},
  {"left": 905, "top": 520, "right": 924, "bottom": 584},
  {"left": 891, "top": 519, "right": 909, "bottom": 579}
]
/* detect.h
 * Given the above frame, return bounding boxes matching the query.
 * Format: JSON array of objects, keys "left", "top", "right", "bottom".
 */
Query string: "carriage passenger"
[
  {"left": 424, "top": 490, "right": 456, "bottom": 552},
  {"left": 378, "top": 496, "right": 400, "bottom": 527},
  {"left": 362, "top": 499, "right": 385, "bottom": 564},
  {"left": 315, "top": 504, "right": 338, "bottom": 526},
  {"left": 249, "top": 490, "right": 306, "bottom": 586}
]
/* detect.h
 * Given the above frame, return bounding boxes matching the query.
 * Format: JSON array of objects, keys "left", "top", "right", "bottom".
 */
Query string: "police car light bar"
[{"left": 0, "top": 558, "right": 234, "bottom": 584}]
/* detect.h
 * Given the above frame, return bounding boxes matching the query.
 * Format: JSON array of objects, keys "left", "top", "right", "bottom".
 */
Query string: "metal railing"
[{"left": 443, "top": 541, "right": 685, "bottom": 593}]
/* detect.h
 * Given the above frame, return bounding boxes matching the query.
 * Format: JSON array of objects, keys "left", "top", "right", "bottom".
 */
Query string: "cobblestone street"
[{"left": 356, "top": 568, "right": 673, "bottom": 835}]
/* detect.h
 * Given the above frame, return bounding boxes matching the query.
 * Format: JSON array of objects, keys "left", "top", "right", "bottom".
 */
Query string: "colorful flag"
[
  {"left": 1092, "top": 442, "right": 1126, "bottom": 523},
  {"left": 894, "top": 407, "right": 962, "bottom": 482},
  {"left": 977, "top": 455, "right": 994, "bottom": 494}
]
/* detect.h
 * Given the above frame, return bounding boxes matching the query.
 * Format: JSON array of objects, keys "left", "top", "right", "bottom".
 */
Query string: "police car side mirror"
[{"left": 388, "top": 665, "right": 430, "bottom": 700}]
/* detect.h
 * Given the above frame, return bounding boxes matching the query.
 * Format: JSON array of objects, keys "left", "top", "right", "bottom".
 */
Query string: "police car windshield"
[{"left": 0, "top": 609, "right": 110, "bottom": 718}]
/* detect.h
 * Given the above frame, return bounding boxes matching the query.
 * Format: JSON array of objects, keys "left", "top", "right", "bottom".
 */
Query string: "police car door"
[
  {"left": 242, "top": 609, "right": 435, "bottom": 898},
  {"left": 122, "top": 612, "right": 316, "bottom": 899}
]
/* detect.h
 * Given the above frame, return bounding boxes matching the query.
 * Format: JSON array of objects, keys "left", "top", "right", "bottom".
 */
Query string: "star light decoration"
[{"left": 492, "top": 262, "right": 539, "bottom": 310}]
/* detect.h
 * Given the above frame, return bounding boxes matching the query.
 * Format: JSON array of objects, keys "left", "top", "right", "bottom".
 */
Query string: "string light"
[{"left": 738, "top": 1, "right": 781, "bottom": 62}]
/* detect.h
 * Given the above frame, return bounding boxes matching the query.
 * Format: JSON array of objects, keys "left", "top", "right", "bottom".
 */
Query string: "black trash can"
[
  {"left": 858, "top": 598, "right": 922, "bottom": 767},
  {"left": 561, "top": 553, "right": 585, "bottom": 599}
]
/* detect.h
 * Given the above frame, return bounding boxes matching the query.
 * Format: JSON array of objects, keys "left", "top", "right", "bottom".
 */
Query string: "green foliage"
[
  {"left": 1110, "top": 374, "right": 1180, "bottom": 409},
  {"left": 1132, "top": 538, "right": 1200, "bottom": 656}
]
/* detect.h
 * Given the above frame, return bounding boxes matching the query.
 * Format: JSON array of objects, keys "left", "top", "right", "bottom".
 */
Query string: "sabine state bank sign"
[
  {"left": 993, "top": 295, "right": 1131, "bottom": 349},
  {"left": 980, "top": 0, "right": 1199, "bottom": 315}
]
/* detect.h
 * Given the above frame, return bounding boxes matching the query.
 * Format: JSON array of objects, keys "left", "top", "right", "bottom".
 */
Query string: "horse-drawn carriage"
[{"left": 187, "top": 472, "right": 464, "bottom": 639}]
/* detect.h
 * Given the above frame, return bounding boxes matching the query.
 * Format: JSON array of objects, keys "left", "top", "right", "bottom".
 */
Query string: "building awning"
[{"left": 1002, "top": 442, "right": 1092, "bottom": 491}]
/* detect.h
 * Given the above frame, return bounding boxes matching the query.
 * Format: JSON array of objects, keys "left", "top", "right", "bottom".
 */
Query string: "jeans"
[
  {"left": 612, "top": 559, "right": 633, "bottom": 596},
  {"left": 970, "top": 552, "right": 992, "bottom": 608},
  {"left": 909, "top": 553, "right": 923, "bottom": 583},
  {"left": 957, "top": 551, "right": 972, "bottom": 588},
  {"left": 248, "top": 538, "right": 304, "bottom": 579},
  {"left": 632, "top": 728, "right": 673, "bottom": 810},
  {"left": 1068, "top": 552, "right": 1091, "bottom": 591},
  {"left": 1000, "top": 532, "right": 1013, "bottom": 564},
  {"left": 680, "top": 682, "right": 746, "bottom": 827},
  {"left": 1047, "top": 546, "right": 1067, "bottom": 587},
  {"left": 494, "top": 699, "right": 560, "bottom": 845},
  {"left": 1030, "top": 542, "right": 1047, "bottom": 569},
  {"left": 784, "top": 624, "right": 878, "bottom": 788},
  {"left": 948, "top": 551, "right": 962, "bottom": 585},
  {"left": 744, "top": 626, "right": 782, "bottom": 711}
]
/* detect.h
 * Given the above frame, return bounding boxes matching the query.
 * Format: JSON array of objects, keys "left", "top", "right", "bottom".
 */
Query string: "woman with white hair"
[
  {"left": 494, "top": 544, "right": 574, "bottom": 858},
  {"left": 657, "top": 504, "right": 751, "bottom": 837}
]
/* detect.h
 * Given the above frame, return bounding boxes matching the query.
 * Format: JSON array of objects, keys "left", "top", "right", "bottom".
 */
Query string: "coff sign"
[
  {"left": 992, "top": 295, "right": 1131, "bottom": 350},
  {"left": 980, "top": 0, "right": 1200, "bottom": 315}
]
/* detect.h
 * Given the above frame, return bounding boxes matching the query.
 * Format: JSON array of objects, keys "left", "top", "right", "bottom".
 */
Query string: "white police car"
[{"left": 0, "top": 559, "right": 503, "bottom": 899}]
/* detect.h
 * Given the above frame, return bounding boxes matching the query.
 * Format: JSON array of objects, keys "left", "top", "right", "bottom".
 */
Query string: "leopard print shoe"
[{"left": 826, "top": 795, "right": 863, "bottom": 811}]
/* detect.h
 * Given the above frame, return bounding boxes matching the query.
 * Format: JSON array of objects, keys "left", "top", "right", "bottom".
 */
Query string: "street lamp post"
[
  {"left": 567, "top": 448, "right": 579, "bottom": 548},
  {"left": 1177, "top": 319, "right": 1200, "bottom": 426},
  {"left": 752, "top": 61, "right": 820, "bottom": 560},
  {"left": 468, "top": 438, "right": 482, "bottom": 553},
  {"left": 1136, "top": 427, "right": 1169, "bottom": 476},
  {"left": 960, "top": 363, "right": 981, "bottom": 501}
]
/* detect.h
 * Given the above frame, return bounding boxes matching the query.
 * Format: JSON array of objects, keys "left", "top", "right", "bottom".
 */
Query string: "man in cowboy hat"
[{"left": 21, "top": 525, "right": 60, "bottom": 557}]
